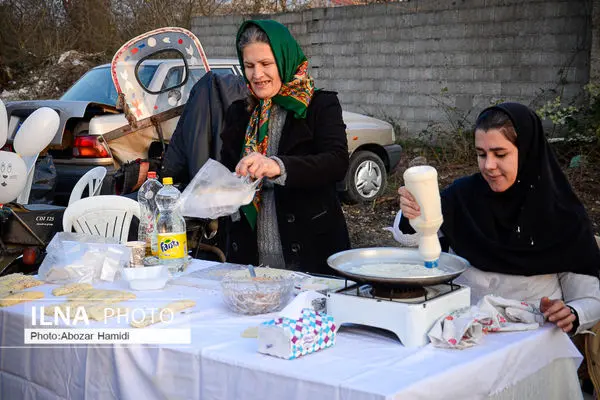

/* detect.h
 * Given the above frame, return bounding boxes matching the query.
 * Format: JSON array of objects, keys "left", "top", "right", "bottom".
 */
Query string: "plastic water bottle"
[
  {"left": 155, "top": 177, "right": 188, "bottom": 274},
  {"left": 137, "top": 171, "right": 163, "bottom": 257}
]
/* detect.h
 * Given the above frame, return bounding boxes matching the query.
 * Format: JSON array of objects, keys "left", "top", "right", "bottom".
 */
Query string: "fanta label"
[{"left": 157, "top": 232, "right": 187, "bottom": 259}]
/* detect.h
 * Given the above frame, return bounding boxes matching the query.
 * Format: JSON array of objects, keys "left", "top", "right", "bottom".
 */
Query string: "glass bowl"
[{"left": 220, "top": 268, "right": 295, "bottom": 315}]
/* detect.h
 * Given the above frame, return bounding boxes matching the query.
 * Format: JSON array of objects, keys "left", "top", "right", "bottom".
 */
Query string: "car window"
[
  {"left": 137, "top": 65, "right": 159, "bottom": 89},
  {"left": 161, "top": 66, "right": 184, "bottom": 91},
  {"left": 188, "top": 67, "right": 235, "bottom": 82},
  {"left": 189, "top": 68, "right": 207, "bottom": 82},
  {"left": 153, "top": 65, "right": 238, "bottom": 111},
  {"left": 155, "top": 66, "right": 197, "bottom": 110},
  {"left": 61, "top": 65, "right": 158, "bottom": 106},
  {"left": 211, "top": 67, "right": 237, "bottom": 76}
]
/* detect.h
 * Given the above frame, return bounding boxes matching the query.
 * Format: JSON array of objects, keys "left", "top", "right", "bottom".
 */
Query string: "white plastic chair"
[
  {"left": 62, "top": 195, "right": 140, "bottom": 243},
  {"left": 68, "top": 166, "right": 107, "bottom": 206}
]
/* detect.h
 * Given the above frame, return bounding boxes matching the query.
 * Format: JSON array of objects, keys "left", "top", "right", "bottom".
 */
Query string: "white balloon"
[
  {"left": 0, "top": 151, "right": 27, "bottom": 204},
  {"left": 0, "top": 99, "right": 7, "bottom": 148},
  {"left": 13, "top": 107, "right": 59, "bottom": 156}
]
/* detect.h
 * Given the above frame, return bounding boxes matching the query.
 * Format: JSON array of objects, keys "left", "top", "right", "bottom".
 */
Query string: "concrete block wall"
[{"left": 192, "top": 0, "right": 592, "bottom": 136}]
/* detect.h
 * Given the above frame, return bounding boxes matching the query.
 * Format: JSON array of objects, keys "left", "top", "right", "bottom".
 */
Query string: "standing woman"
[
  {"left": 399, "top": 103, "right": 600, "bottom": 335},
  {"left": 220, "top": 20, "right": 350, "bottom": 274}
]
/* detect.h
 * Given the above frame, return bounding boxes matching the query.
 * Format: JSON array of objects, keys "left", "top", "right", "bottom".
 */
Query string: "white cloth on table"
[
  {"left": 455, "top": 265, "right": 600, "bottom": 334},
  {"left": 0, "top": 259, "right": 585, "bottom": 400},
  {"left": 428, "top": 295, "right": 545, "bottom": 349}
]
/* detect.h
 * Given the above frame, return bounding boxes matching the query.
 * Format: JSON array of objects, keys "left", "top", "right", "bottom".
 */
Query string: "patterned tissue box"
[{"left": 258, "top": 308, "right": 336, "bottom": 360}]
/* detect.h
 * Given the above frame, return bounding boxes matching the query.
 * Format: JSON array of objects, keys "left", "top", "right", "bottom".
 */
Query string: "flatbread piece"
[
  {"left": 52, "top": 283, "right": 94, "bottom": 296},
  {"left": 0, "top": 291, "right": 44, "bottom": 307}
]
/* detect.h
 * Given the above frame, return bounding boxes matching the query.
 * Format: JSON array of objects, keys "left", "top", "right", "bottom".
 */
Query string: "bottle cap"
[
  {"left": 147, "top": 171, "right": 157, "bottom": 179},
  {"left": 163, "top": 177, "right": 173, "bottom": 185},
  {"left": 424, "top": 259, "right": 439, "bottom": 269},
  {"left": 403, "top": 165, "right": 438, "bottom": 182}
]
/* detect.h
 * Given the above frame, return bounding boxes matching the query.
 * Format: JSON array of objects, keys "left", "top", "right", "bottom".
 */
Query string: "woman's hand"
[
  {"left": 540, "top": 297, "right": 577, "bottom": 333},
  {"left": 398, "top": 186, "right": 421, "bottom": 219},
  {"left": 236, "top": 152, "right": 281, "bottom": 180}
]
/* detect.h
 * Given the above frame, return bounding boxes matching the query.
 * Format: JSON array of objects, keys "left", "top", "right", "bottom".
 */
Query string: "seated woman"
[
  {"left": 398, "top": 102, "right": 600, "bottom": 335},
  {"left": 219, "top": 20, "right": 350, "bottom": 274}
]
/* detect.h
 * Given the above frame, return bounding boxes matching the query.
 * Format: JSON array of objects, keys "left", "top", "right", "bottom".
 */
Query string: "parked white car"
[{"left": 4, "top": 59, "right": 401, "bottom": 204}]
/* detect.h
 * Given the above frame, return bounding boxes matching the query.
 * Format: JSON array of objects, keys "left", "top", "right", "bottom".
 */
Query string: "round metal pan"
[{"left": 327, "top": 247, "right": 470, "bottom": 287}]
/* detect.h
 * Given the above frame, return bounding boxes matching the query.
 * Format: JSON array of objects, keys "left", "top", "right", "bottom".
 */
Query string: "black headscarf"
[{"left": 441, "top": 102, "right": 600, "bottom": 277}]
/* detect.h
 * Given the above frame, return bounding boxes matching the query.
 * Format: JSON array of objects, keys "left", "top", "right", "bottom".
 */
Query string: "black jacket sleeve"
[{"left": 277, "top": 91, "right": 349, "bottom": 188}]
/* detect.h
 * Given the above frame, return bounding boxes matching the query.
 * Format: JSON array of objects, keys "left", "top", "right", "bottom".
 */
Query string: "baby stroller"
[{"left": 106, "top": 28, "right": 247, "bottom": 263}]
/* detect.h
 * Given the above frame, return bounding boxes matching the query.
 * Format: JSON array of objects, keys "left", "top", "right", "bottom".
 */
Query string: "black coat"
[
  {"left": 219, "top": 90, "right": 351, "bottom": 275},
  {"left": 161, "top": 72, "right": 248, "bottom": 188}
]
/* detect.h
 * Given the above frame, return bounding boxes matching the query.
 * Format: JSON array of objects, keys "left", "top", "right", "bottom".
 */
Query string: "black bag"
[
  {"left": 1, "top": 203, "right": 65, "bottom": 246},
  {"left": 104, "top": 149, "right": 163, "bottom": 196}
]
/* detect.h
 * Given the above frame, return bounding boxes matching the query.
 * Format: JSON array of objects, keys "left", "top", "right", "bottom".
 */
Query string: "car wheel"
[{"left": 343, "top": 150, "right": 387, "bottom": 204}]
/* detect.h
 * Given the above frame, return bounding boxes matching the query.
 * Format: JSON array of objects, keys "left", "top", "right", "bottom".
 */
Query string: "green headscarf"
[
  {"left": 236, "top": 19, "right": 312, "bottom": 118},
  {"left": 236, "top": 20, "right": 316, "bottom": 230}
]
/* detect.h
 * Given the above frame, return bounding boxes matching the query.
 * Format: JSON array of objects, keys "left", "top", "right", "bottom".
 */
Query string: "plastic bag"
[
  {"left": 179, "top": 159, "right": 261, "bottom": 219},
  {"left": 38, "top": 232, "right": 131, "bottom": 284}
]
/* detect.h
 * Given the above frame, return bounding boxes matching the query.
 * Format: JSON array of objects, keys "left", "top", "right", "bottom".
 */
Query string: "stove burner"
[
  {"left": 337, "top": 281, "right": 462, "bottom": 304},
  {"left": 371, "top": 285, "right": 427, "bottom": 300}
]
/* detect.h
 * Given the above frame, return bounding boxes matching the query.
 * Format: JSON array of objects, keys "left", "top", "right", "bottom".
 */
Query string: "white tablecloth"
[{"left": 0, "top": 260, "right": 584, "bottom": 400}]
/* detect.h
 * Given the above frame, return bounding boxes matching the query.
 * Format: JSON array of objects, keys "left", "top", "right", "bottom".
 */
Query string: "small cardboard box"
[{"left": 1, "top": 204, "right": 66, "bottom": 246}]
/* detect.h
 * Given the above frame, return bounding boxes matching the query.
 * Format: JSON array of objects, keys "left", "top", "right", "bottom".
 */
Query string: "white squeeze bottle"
[
  {"left": 156, "top": 177, "right": 188, "bottom": 274},
  {"left": 403, "top": 166, "right": 443, "bottom": 268},
  {"left": 137, "top": 171, "right": 163, "bottom": 256}
]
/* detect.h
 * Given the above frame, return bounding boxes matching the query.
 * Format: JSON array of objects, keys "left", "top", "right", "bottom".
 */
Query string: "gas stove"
[{"left": 325, "top": 282, "right": 471, "bottom": 347}]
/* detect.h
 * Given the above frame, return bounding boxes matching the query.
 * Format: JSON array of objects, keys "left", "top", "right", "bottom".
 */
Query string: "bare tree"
[
  {"left": 62, "top": 0, "right": 119, "bottom": 53},
  {"left": 0, "top": 0, "right": 379, "bottom": 87},
  {"left": 0, "top": 0, "right": 72, "bottom": 67}
]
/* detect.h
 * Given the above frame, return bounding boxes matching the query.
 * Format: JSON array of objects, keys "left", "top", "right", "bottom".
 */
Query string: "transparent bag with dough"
[{"left": 179, "top": 159, "right": 261, "bottom": 219}]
